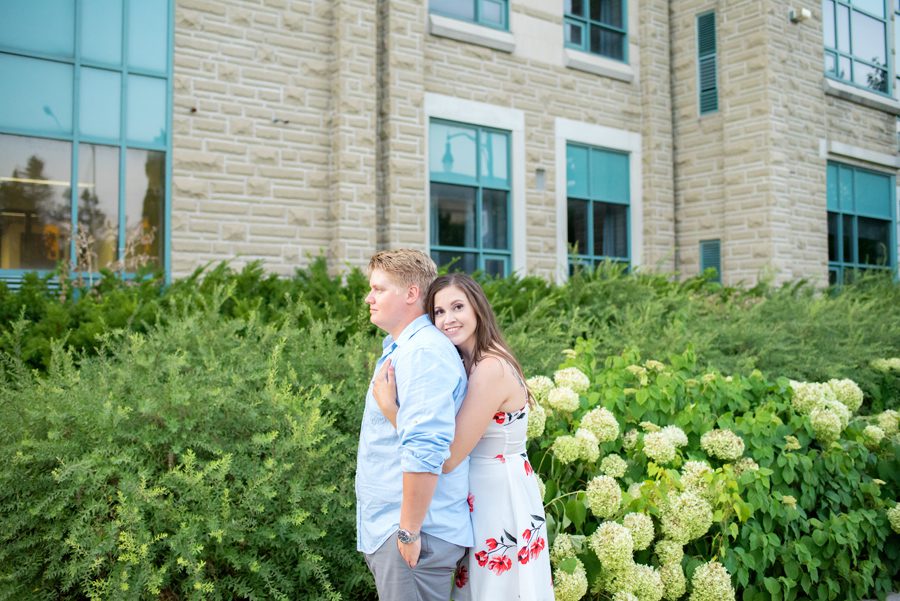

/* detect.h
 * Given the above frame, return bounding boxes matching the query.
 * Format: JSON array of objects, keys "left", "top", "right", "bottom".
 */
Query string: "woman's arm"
[
  {"left": 442, "top": 357, "right": 509, "bottom": 473},
  {"left": 371, "top": 359, "right": 398, "bottom": 428}
]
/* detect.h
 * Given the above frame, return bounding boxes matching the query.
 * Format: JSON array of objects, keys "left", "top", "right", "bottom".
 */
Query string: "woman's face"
[{"left": 432, "top": 285, "right": 478, "bottom": 348}]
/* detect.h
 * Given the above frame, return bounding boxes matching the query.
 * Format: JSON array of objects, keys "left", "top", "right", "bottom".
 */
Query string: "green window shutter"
[
  {"left": 697, "top": 12, "right": 718, "bottom": 114},
  {"left": 700, "top": 239, "right": 721, "bottom": 282}
]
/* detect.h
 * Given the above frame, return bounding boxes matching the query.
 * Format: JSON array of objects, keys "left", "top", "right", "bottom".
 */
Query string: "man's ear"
[{"left": 405, "top": 284, "right": 421, "bottom": 305}]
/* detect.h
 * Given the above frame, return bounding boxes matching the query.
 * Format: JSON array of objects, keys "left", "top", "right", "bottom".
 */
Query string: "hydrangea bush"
[{"left": 528, "top": 341, "right": 900, "bottom": 601}]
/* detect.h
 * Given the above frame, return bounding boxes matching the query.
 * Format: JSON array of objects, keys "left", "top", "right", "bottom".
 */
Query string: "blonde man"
[{"left": 356, "top": 250, "right": 472, "bottom": 601}]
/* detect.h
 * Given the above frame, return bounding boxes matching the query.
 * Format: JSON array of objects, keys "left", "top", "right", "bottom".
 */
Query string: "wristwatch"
[{"left": 397, "top": 528, "right": 420, "bottom": 544}]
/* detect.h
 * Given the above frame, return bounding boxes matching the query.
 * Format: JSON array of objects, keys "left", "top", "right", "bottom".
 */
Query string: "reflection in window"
[
  {"left": 822, "top": 0, "right": 890, "bottom": 94},
  {"left": 78, "top": 144, "right": 119, "bottom": 269},
  {"left": 126, "top": 149, "right": 165, "bottom": 269},
  {"left": 429, "top": 0, "right": 507, "bottom": 30},
  {"left": 429, "top": 120, "right": 511, "bottom": 276},
  {"left": 0, "top": 135, "right": 72, "bottom": 269},
  {"left": 564, "top": 0, "right": 627, "bottom": 61}
]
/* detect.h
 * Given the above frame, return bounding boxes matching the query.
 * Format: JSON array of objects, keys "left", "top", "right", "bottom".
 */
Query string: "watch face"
[{"left": 398, "top": 529, "right": 418, "bottom": 543}]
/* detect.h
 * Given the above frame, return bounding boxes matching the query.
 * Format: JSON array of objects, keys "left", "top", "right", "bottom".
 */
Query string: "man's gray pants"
[{"left": 364, "top": 531, "right": 466, "bottom": 601}]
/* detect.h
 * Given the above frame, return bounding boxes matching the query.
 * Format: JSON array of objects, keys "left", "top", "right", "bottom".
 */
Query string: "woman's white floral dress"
[{"left": 452, "top": 399, "right": 554, "bottom": 600}]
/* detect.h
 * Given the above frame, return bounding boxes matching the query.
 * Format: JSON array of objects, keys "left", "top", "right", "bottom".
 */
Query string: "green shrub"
[{"left": 0, "top": 300, "right": 373, "bottom": 600}]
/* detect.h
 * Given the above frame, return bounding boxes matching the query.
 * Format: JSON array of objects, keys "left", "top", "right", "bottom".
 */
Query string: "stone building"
[{"left": 0, "top": 0, "right": 897, "bottom": 287}]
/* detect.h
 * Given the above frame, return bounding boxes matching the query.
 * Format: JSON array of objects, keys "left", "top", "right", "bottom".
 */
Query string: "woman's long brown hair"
[{"left": 425, "top": 273, "right": 532, "bottom": 406}]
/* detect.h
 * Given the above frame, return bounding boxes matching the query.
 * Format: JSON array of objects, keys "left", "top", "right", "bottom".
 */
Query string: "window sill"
[
  {"left": 563, "top": 48, "right": 634, "bottom": 83},
  {"left": 823, "top": 77, "right": 900, "bottom": 116},
  {"left": 428, "top": 13, "right": 515, "bottom": 53}
]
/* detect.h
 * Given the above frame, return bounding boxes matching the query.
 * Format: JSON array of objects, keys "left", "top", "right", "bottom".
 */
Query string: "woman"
[{"left": 372, "top": 273, "right": 553, "bottom": 600}]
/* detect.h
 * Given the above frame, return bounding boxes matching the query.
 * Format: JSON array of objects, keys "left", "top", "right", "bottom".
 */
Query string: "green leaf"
[
  {"left": 565, "top": 498, "right": 587, "bottom": 530},
  {"left": 558, "top": 557, "right": 579, "bottom": 574},
  {"left": 764, "top": 577, "right": 781, "bottom": 596}
]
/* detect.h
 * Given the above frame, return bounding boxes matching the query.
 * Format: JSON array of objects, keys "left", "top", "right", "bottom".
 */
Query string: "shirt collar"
[{"left": 382, "top": 313, "right": 431, "bottom": 353}]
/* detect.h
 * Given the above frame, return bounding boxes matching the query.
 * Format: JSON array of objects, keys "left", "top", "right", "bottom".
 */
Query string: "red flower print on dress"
[
  {"left": 529, "top": 536, "right": 546, "bottom": 560},
  {"left": 493, "top": 411, "right": 506, "bottom": 424},
  {"left": 467, "top": 492, "right": 474, "bottom": 513},
  {"left": 455, "top": 564, "right": 469, "bottom": 588},
  {"left": 522, "top": 528, "right": 532, "bottom": 541},
  {"left": 485, "top": 538, "right": 499, "bottom": 550},
  {"left": 524, "top": 460, "right": 533, "bottom": 476},
  {"left": 474, "top": 550, "right": 489, "bottom": 567},
  {"left": 495, "top": 454, "right": 506, "bottom": 463},
  {"left": 487, "top": 554, "right": 512, "bottom": 575},
  {"left": 517, "top": 546, "right": 530, "bottom": 564}
]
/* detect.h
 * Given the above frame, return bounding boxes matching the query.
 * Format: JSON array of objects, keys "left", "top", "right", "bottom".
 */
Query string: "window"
[
  {"left": 430, "top": 0, "right": 508, "bottom": 30},
  {"left": 827, "top": 161, "right": 896, "bottom": 285},
  {"left": 566, "top": 143, "right": 630, "bottom": 272},
  {"left": 429, "top": 120, "right": 512, "bottom": 276},
  {"left": 699, "top": 239, "right": 722, "bottom": 282},
  {"left": 823, "top": 0, "right": 890, "bottom": 95},
  {"left": 0, "top": 0, "right": 171, "bottom": 279},
  {"left": 564, "top": 0, "right": 627, "bottom": 62},
  {"left": 895, "top": 0, "right": 899, "bottom": 97},
  {"left": 697, "top": 12, "right": 718, "bottom": 114}
]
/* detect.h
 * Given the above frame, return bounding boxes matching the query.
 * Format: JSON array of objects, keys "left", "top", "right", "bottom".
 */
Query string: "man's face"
[{"left": 365, "top": 268, "right": 409, "bottom": 333}]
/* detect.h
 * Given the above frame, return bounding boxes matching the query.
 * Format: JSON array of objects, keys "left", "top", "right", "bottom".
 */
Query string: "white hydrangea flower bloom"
[
  {"left": 552, "top": 435, "right": 582, "bottom": 464},
  {"left": 526, "top": 402, "right": 546, "bottom": 439},
  {"left": 581, "top": 406, "right": 620, "bottom": 443},
  {"left": 660, "top": 425, "right": 688, "bottom": 448},
  {"left": 700, "top": 429, "right": 745, "bottom": 461},
  {"left": 550, "top": 533, "right": 577, "bottom": 565},
  {"left": 733, "top": 457, "right": 759, "bottom": 476},
  {"left": 863, "top": 424, "right": 885, "bottom": 449},
  {"left": 887, "top": 504, "right": 900, "bottom": 534},
  {"left": 526, "top": 375, "right": 554, "bottom": 402},
  {"left": 810, "top": 407, "right": 843, "bottom": 445},
  {"left": 654, "top": 540, "right": 684, "bottom": 565},
  {"left": 644, "top": 359, "right": 666, "bottom": 372},
  {"left": 575, "top": 428, "right": 601, "bottom": 463},
  {"left": 623, "top": 429, "right": 639, "bottom": 451},
  {"left": 871, "top": 357, "right": 900, "bottom": 372},
  {"left": 586, "top": 475, "right": 622, "bottom": 518},
  {"left": 589, "top": 521, "right": 634, "bottom": 569},
  {"left": 688, "top": 561, "right": 736, "bottom": 601},
  {"left": 640, "top": 421, "right": 661, "bottom": 433},
  {"left": 789, "top": 380, "right": 831, "bottom": 415},
  {"left": 827, "top": 378, "right": 864, "bottom": 412},
  {"left": 552, "top": 558, "right": 588, "bottom": 601},
  {"left": 548, "top": 386, "right": 580, "bottom": 412},
  {"left": 626, "top": 365, "right": 649, "bottom": 386},
  {"left": 600, "top": 454, "right": 628, "bottom": 479},
  {"left": 661, "top": 562, "right": 686, "bottom": 600},
  {"left": 660, "top": 491, "right": 713, "bottom": 544},
  {"left": 554, "top": 367, "right": 591, "bottom": 394},
  {"left": 643, "top": 431, "right": 677, "bottom": 464},
  {"left": 631, "top": 563, "right": 665, "bottom": 601},
  {"left": 623, "top": 512, "right": 655, "bottom": 551},
  {"left": 680, "top": 460, "right": 713, "bottom": 497},
  {"left": 820, "top": 398, "right": 851, "bottom": 429},
  {"left": 612, "top": 592, "right": 639, "bottom": 601},
  {"left": 877, "top": 409, "right": 899, "bottom": 436}
]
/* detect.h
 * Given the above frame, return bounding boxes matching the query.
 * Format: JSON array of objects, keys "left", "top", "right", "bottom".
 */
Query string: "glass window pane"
[
  {"left": 80, "top": 68, "right": 121, "bottom": 139},
  {"left": 857, "top": 217, "right": 890, "bottom": 265},
  {"left": 853, "top": 0, "right": 885, "bottom": 17},
  {"left": 480, "top": 0, "right": 504, "bottom": 26},
  {"left": 77, "top": 144, "right": 119, "bottom": 269},
  {"left": 125, "top": 149, "right": 164, "bottom": 269},
  {"left": 480, "top": 130, "right": 509, "bottom": 187},
  {"left": 826, "top": 163, "right": 839, "bottom": 210},
  {"left": 0, "top": 134, "right": 72, "bottom": 270},
  {"left": 838, "top": 55, "right": 851, "bottom": 79},
  {"left": 827, "top": 212, "right": 839, "bottom": 261},
  {"left": 430, "top": 122, "right": 478, "bottom": 183},
  {"left": 128, "top": 0, "right": 168, "bottom": 72},
  {"left": 567, "top": 198, "right": 589, "bottom": 255},
  {"left": 851, "top": 11, "right": 886, "bottom": 64},
  {"left": 430, "top": 0, "right": 475, "bottom": 21},
  {"left": 825, "top": 52, "right": 837, "bottom": 76},
  {"left": 842, "top": 215, "right": 854, "bottom": 262},
  {"left": 482, "top": 189, "right": 508, "bottom": 250},
  {"left": 126, "top": 75, "right": 167, "bottom": 144},
  {"left": 566, "top": 21, "right": 584, "bottom": 47},
  {"left": 590, "top": 149, "right": 629, "bottom": 203},
  {"left": 431, "top": 183, "right": 476, "bottom": 248},
  {"left": 592, "top": 0, "right": 624, "bottom": 28},
  {"left": 838, "top": 165, "right": 854, "bottom": 210},
  {"left": 593, "top": 202, "right": 628, "bottom": 258},
  {"left": 853, "top": 61, "right": 888, "bottom": 92},
  {"left": 432, "top": 250, "right": 477, "bottom": 274},
  {"left": 566, "top": 145, "right": 589, "bottom": 198},
  {"left": 81, "top": 0, "right": 123, "bottom": 64},
  {"left": 828, "top": 268, "right": 839, "bottom": 286},
  {"left": 590, "top": 26, "right": 625, "bottom": 60},
  {"left": 823, "top": 0, "right": 836, "bottom": 47},
  {"left": 855, "top": 169, "right": 892, "bottom": 217},
  {"left": 837, "top": 4, "right": 851, "bottom": 52},
  {"left": 565, "top": 0, "right": 585, "bottom": 17},
  {"left": 0, "top": 0, "right": 74, "bottom": 57},
  {"left": 483, "top": 256, "right": 507, "bottom": 277},
  {"left": 0, "top": 54, "right": 73, "bottom": 135}
]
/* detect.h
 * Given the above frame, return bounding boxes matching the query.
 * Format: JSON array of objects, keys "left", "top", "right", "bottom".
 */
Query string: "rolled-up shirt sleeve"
[{"left": 395, "top": 347, "right": 458, "bottom": 474}]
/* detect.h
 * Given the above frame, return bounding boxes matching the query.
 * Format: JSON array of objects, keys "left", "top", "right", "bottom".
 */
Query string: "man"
[{"left": 356, "top": 249, "right": 472, "bottom": 601}]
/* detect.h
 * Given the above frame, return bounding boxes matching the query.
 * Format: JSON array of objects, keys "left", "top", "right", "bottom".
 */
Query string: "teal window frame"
[
  {"left": 564, "top": 0, "right": 629, "bottom": 63},
  {"left": 565, "top": 143, "right": 631, "bottom": 273},
  {"left": 826, "top": 161, "right": 897, "bottom": 285},
  {"left": 429, "top": 119, "right": 512, "bottom": 276},
  {"left": 429, "top": 0, "right": 509, "bottom": 31},
  {"left": 0, "top": 0, "right": 174, "bottom": 285},
  {"left": 697, "top": 11, "right": 718, "bottom": 115},
  {"left": 823, "top": 0, "right": 892, "bottom": 96}
]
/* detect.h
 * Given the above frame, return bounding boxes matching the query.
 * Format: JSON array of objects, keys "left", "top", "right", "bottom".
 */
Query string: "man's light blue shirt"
[{"left": 355, "top": 314, "right": 472, "bottom": 554}]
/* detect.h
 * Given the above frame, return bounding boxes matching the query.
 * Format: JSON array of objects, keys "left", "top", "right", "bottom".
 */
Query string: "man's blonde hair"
[{"left": 368, "top": 249, "right": 437, "bottom": 293}]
